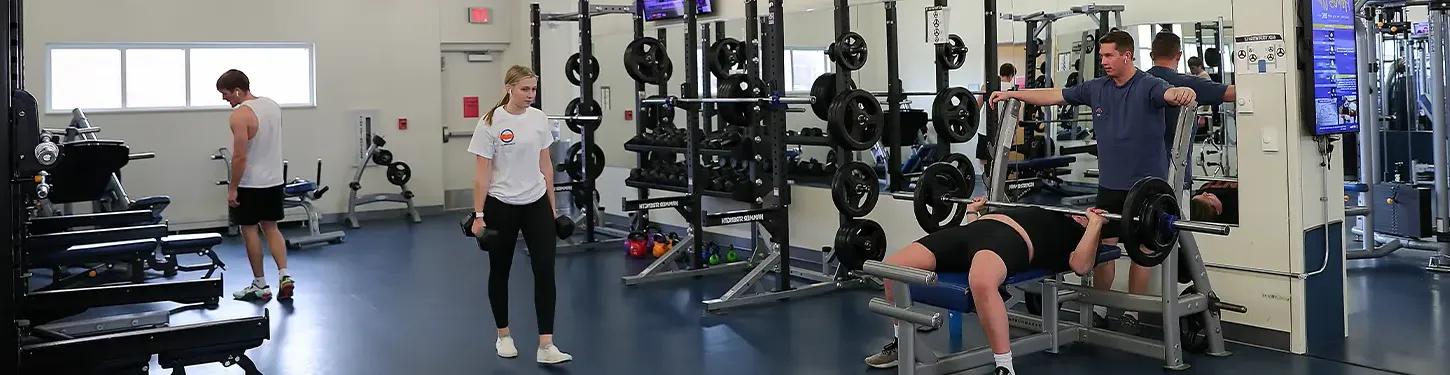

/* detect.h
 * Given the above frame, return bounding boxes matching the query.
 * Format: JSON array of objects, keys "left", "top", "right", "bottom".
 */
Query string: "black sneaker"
[
  {"left": 863, "top": 340, "right": 898, "bottom": 368},
  {"left": 994, "top": 366, "right": 1013, "bottom": 374},
  {"left": 1119, "top": 312, "right": 1141, "bottom": 334}
]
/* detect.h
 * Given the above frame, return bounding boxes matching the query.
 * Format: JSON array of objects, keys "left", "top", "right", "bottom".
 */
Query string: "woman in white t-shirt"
[{"left": 467, "top": 65, "right": 571, "bottom": 364}]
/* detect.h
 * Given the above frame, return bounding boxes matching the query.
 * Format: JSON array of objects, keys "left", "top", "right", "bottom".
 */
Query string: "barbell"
[{"left": 911, "top": 162, "right": 1231, "bottom": 267}]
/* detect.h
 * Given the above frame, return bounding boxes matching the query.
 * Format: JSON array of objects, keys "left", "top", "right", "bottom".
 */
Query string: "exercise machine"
[
  {"left": 213, "top": 148, "right": 347, "bottom": 249},
  {"left": 36, "top": 109, "right": 169, "bottom": 221},
  {"left": 345, "top": 135, "right": 422, "bottom": 228}
]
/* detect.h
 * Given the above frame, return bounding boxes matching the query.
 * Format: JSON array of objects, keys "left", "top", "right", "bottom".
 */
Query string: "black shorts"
[
  {"left": 916, "top": 220, "right": 1031, "bottom": 275},
  {"left": 1095, "top": 187, "right": 1129, "bottom": 240},
  {"left": 230, "top": 184, "right": 285, "bottom": 226}
]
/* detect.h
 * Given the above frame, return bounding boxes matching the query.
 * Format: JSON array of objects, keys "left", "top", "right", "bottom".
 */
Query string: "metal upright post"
[
  {"left": 1428, "top": 0, "right": 1450, "bottom": 271},
  {"left": 885, "top": 1, "right": 904, "bottom": 192},
  {"left": 1351, "top": 1, "right": 1382, "bottom": 258},
  {"left": 1095, "top": 14, "right": 1108, "bottom": 78},
  {"left": 770, "top": 0, "right": 792, "bottom": 291},
  {"left": 633, "top": 0, "right": 649, "bottom": 226},
  {"left": 659, "top": 28, "right": 669, "bottom": 98},
  {"left": 531, "top": 4, "right": 543, "bottom": 110},
  {"left": 980, "top": 0, "right": 997, "bottom": 166},
  {"left": 685, "top": 0, "right": 706, "bottom": 270},
  {"left": 578, "top": 0, "right": 598, "bottom": 243},
  {"left": 2, "top": 0, "right": 17, "bottom": 370},
  {"left": 703, "top": 22, "right": 715, "bottom": 134}
]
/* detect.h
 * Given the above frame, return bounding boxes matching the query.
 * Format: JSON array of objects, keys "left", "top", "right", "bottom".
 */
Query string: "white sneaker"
[
  {"left": 496, "top": 336, "right": 518, "bottom": 358},
  {"left": 536, "top": 344, "right": 573, "bottom": 364}
]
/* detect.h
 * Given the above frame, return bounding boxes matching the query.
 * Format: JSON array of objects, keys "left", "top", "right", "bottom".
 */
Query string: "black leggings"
[{"left": 483, "top": 195, "right": 558, "bottom": 334}]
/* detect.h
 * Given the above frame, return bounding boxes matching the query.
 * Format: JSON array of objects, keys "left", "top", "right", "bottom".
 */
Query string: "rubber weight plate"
[
  {"left": 564, "top": 98, "right": 603, "bottom": 133},
  {"left": 564, "top": 142, "right": 606, "bottom": 181},
  {"left": 827, "top": 31, "right": 869, "bottom": 71},
  {"left": 706, "top": 38, "right": 746, "bottom": 79},
  {"left": 912, "top": 163, "right": 973, "bottom": 233},
  {"left": 931, "top": 87, "right": 980, "bottom": 143},
  {"left": 831, "top": 161, "right": 880, "bottom": 217},
  {"left": 1120, "top": 177, "right": 1180, "bottom": 267},
  {"left": 371, "top": 148, "right": 394, "bottom": 166},
  {"left": 935, "top": 34, "right": 968, "bottom": 70},
  {"left": 827, "top": 89, "right": 885, "bottom": 150},
  {"left": 623, "top": 37, "right": 673, "bottom": 85},
  {"left": 833, "top": 219, "right": 888, "bottom": 271},
  {"left": 565, "top": 53, "right": 600, "bottom": 86},
  {"left": 810, "top": 73, "right": 855, "bottom": 121},
  {"left": 386, "top": 161, "right": 413, "bottom": 186},
  {"left": 716, "top": 74, "right": 765, "bottom": 127},
  {"left": 938, "top": 154, "right": 977, "bottom": 189},
  {"left": 641, "top": 96, "right": 675, "bottom": 129}
]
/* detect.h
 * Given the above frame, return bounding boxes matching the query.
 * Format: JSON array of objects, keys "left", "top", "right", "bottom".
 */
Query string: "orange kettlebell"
[{"left": 651, "top": 233, "right": 670, "bottom": 257}]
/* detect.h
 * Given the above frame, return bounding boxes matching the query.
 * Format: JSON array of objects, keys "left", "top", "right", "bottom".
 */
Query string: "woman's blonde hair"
[{"left": 482, "top": 65, "right": 538, "bottom": 125}]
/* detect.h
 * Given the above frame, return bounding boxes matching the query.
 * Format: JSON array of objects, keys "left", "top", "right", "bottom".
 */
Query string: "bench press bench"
[
  {"left": 862, "top": 245, "right": 1123, "bottom": 375},
  {"left": 28, "top": 230, "right": 225, "bottom": 290}
]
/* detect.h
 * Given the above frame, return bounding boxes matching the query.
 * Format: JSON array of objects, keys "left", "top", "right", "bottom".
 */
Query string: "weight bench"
[
  {"left": 282, "top": 178, "right": 346, "bottom": 249},
  {"left": 862, "top": 245, "right": 1122, "bottom": 375},
  {"left": 153, "top": 233, "right": 227, "bottom": 279},
  {"left": 30, "top": 239, "right": 159, "bottom": 291}
]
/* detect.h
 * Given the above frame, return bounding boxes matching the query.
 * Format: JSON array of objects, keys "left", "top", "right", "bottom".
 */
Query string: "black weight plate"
[
  {"left": 624, "top": 37, "right": 673, "bottom": 85},
  {"left": 935, "top": 34, "right": 968, "bottom": 70},
  {"left": 1179, "top": 286, "right": 1209, "bottom": 353},
  {"left": 829, "top": 31, "right": 869, "bottom": 71},
  {"left": 706, "top": 38, "right": 745, "bottom": 79},
  {"left": 912, "top": 163, "right": 972, "bottom": 233},
  {"left": 810, "top": 73, "right": 855, "bottom": 121},
  {"left": 565, "top": 53, "right": 600, "bottom": 86},
  {"left": 831, "top": 161, "right": 880, "bottom": 217},
  {"left": 938, "top": 154, "right": 977, "bottom": 188},
  {"left": 564, "top": 98, "right": 603, "bottom": 134},
  {"left": 931, "top": 87, "right": 980, "bottom": 144},
  {"left": 1203, "top": 48, "right": 1222, "bottom": 68},
  {"left": 386, "top": 161, "right": 413, "bottom": 186},
  {"left": 717, "top": 74, "right": 765, "bottom": 127},
  {"left": 828, "top": 89, "right": 885, "bottom": 150},
  {"left": 564, "top": 142, "right": 607, "bottom": 181},
  {"left": 1121, "top": 177, "right": 1179, "bottom": 267},
  {"left": 371, "top": 148, "right": 394, "bottom": 166},
  {"left": 834, "top": 219, "right": 888, "bottom": 271},
  {"left": 1065, "top": 71, "right": 1082, "bottom": 88},
  {"left": 641, "top": 96, "right": 675, "bottom": 129}
]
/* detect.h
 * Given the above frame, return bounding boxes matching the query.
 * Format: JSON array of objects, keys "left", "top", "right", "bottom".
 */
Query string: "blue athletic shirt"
[
  {"left": 1060, "top": 70, "right": 1173, "bottom": 190},
  {"left": 1146, "top": 66, "right": 1230, "bottom": 186}
]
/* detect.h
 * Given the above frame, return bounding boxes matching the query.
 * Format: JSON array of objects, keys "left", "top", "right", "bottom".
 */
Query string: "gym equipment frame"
[{"left": 345, "top": 137, "right": 422, "bottom": 229}]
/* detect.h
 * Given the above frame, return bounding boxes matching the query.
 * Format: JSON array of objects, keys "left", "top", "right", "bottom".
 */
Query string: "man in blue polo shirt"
[
  {"left": 1145, "top": 31, "right": 1237, "bottom": 187},
  {"left": 989, "top": 29, "right": 1196, "bottom": 328}
]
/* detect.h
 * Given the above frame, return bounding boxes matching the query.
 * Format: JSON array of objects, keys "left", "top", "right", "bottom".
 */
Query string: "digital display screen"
[
  {"left": 1307, "top": 0, "right": 1359, "bottom": 135},
  {"left": 643, "top": 0, "right": 714, "bottom": 21}
]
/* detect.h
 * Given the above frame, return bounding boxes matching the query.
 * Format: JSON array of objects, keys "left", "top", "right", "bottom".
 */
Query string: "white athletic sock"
[
  {"left": 279, "top": 268, "right": 291, "bottom": 278},
  {"left": 1123, "top": 311, "right": 1140, "bottom": 320},
  {"left": 252, "top": 277, "right": 267, "bottom": 288},
  {"left": 1092, "top": 305, "right": 1108, "bottom": 316},
  {"left": 993, "top": 352, "right": 1014, "bottom": 373}
]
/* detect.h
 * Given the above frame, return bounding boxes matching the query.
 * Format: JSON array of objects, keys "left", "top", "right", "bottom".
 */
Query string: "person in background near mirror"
[
  {"left": 977, "top": 63, "right": 1019, "bottom": 165},
  {"left": 1190, "top": 180, "right": 1239, "bottom": 224},
  {"left": 988, "top": 29, "right": 1197, "bottom": 332},
  {"left": 1188, "top": 56, "right": 1211, "bottom": 79},
  {"left": 467, "top": 65, "right": 572, "bottom": 364},
  {"left": 218, "top": 69, "right": 295, "bottom": 302},
  {"left": 1145, "top": 31, "right": 1237, "bottom": 188}
]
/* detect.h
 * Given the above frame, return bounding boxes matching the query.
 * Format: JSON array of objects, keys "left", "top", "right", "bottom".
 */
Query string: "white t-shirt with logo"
[{"left": 468, "top": 107, "right": 553, "bottom": 205}]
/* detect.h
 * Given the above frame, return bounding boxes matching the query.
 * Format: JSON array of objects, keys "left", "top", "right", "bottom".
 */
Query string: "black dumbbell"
[{"left": 808, "top": 160, "right": 826, "bottom": 176}]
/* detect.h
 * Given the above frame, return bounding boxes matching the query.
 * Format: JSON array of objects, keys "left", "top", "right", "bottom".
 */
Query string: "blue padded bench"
[
  {"left": 284, "top": 181, "right": 317, "bottom": 197},
  {"left": 156, "top": 233, "right": 227, "bottom": 278},
  {"left": 909, "top": 245, "right": 1121, "bottom": 313},
  {"left": 1344, "top": 183, "right": 1369, "bottom": 193},
  {"left": 33, "top": 239, "right": 157, "bottom": 269}
]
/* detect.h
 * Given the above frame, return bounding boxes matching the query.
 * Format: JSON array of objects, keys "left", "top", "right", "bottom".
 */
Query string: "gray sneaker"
[{"left": 864, "top": 341, "right": 899, "bottom": 369}]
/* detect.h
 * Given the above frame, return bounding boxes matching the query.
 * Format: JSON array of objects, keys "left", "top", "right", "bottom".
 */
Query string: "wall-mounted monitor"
[
  {"left": 1299, "top": 0, "right": 1359, "bottom": 136},
  {"left": 643, "top": 0, "right": 714, "bottom": 21}
]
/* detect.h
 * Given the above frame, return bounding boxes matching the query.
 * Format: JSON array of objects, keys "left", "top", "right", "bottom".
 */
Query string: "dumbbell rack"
[{"left": 531, "top": 1, "right": 634, "bottom": 250}]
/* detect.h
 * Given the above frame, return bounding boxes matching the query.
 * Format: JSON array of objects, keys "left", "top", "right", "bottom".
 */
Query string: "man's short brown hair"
[
  {"left": 216, "top": 69, "right": 250, "bottom": 91},
  {"left": 1150, "top": 32, "right": 1183, "bottom": 61},
  {"left": 1097, "top": 30, "right": 1135, "bottom": 54},
  {"left": 999, "top": 63, "right": 1016, "bottom": 78}
]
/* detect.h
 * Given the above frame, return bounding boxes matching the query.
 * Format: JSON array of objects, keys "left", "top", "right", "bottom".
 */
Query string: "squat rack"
[{"left": 3, "top": 0, "right": 17, "bottom": 369}]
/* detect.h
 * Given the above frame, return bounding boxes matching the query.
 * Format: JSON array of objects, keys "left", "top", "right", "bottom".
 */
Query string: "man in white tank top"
[{"left": 218, "top": 69, "right": 296, "bottom": 302}]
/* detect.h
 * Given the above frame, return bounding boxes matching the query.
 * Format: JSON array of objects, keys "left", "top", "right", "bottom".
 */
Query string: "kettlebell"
[
  {"left": 650, "top": 232, "right": 670, "bottom": 257},
  {"left": 703, "top": 242, "right": 719, "bottom": 264},
  {"left": 653, "top": 232, "right": 675, "bottom": 257},
  {"left": 725, "top": 245, "right": 740, "bottom": 262},
  {"left": 626, "top": 231, "right": 650, "bottom": 258}
]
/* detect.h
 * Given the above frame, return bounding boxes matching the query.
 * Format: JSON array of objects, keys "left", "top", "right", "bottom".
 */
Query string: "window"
[
  {"left": 783, "top": 47, "right": 831, "bottom": 93},
  {"left": 46, "top": 43, "right": 314, "bottom": 112}
]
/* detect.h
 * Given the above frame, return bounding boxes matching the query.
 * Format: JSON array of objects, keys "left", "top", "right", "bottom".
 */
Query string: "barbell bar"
[
  {"left": 928, "top": 192, "right": 1229, "bottom": 236},
  {"left": 547, "top": 115, "right": 602, "bottom": 121},
  {"left": 641, "top": 96, "right": 815, "bottom": 105}
]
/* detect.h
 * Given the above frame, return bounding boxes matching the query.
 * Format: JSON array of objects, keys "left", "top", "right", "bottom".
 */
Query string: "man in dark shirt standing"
[
  {"left": 1144, "top": 32, "right": 1237, "bottom": 187},
  {"left": 989, "top": 29, "right": 1196, "bottom": 327}
]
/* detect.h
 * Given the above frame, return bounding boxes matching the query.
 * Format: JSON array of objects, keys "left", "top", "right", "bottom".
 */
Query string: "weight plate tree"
[{"left": 821, "top": 1, "right": 887, "bottom": 274}]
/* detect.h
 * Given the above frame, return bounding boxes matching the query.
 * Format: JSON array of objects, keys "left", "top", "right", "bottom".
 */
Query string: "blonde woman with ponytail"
[{"left": 466, "top": 65, "right": 571, "bottom": 364}]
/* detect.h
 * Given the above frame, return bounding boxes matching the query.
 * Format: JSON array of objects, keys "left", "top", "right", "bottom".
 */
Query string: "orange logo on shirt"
[{"left": 500, "top": 129, "right": 516, "bottom": 144}]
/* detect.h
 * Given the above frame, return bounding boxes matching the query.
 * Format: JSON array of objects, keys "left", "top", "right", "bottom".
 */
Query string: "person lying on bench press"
[
  {"left": 864, "top": 197, "right": 1112, "bottom": 374},
  {"left": 1189, "top": 180, "right": 1238, "bottom": 224}
]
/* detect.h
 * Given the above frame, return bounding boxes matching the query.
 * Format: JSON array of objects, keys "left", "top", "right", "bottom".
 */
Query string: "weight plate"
[
  {"left": 810, "top": 73, "right": 855, "bottom": 121},
  {"left": 564, "top": 142, "right": 606, "bottom": 181},
  {"left": 1179, "top": 286, "right": 1209, "bottom": 353},
  {"left": 831, "top": 161, "right": 880, "bottom": 217},
  {"left": 1065, "top": 71, "right": 1082, "bottom": 88},
  {"left": 938, "top": 154, "right": 977, "bottom": 188},
  {"left": 706, "top": 38, "right": 745, "bottom": 79},
  {"left": 828, "top": 31, "right": 869, "bottom": 71},
  {"left": 716, "top": 74, "right": 765, "bottom": 127},
  {"left": 371, "top": 148, "right": 394, "bottom": 166},
  {"left": 386, "top": 161, "right": 413, "bottom": 186},
  {"left": 565, "top": 53, "right": 600, "bottom": 86},
  {"left": 834, "top": 219, "right": 888, "bottom": 271},
  {"left": 641, "top": 95, "right": 675, "bottom": 129},
  {"left": 564, "top": 98, "right": 603, "bottom": 134},
  {"left": 571, "top": 188, "right": 598, "bottom": 210},
  {"left": 624, "top": 37, "right": 673, "bottom": 85},
  {"left": 827, "top": 89, "right": 884, "bottom": 150},
  {"left": 935, "top": 34, "right": 968, "bottom": 70},
  {"left": 912, "top": 163, "right": 973, "bottom": 233},
  {"left": 1121, "top": 177, "right": 1179, "bottom": 267},
  {"left": 931, "top": 87, "right": 980, "bottom": 144}
]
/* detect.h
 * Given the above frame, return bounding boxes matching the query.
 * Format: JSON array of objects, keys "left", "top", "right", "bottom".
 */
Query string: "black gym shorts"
[
  {"left": 916, "top": 220, "right": 1032, "bottom": 275},
  {"left": 230, "top": 184, "right": 285, "bottom": 226},
  {"left": 1094, "top": 187, "right": 1129, "bottom": 240}
]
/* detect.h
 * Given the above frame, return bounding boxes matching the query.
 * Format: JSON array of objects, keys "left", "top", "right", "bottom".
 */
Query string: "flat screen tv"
[
  {"left": 643, "top": 0, "right": 714, "bottom": 21},
  {"left": 1298, "top": 0, "right": 1359, "bottom": 135}
]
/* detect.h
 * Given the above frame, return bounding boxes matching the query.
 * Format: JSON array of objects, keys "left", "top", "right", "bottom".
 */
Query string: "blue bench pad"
[
  {"left": 34, "top": 239, "right": 158, "bottom": 267},
  {"left": 284, "top": 181, "right": 318, "bottom": 196},
  {"left": 908, "top": 245, "right": 1120, "bottom": 313},
  {"left": 160, "top": 233, "right": 224, "bottom": 251},
  {"left": 1344, "top": 183, "right": 1369, "bottom": 193},
  {"left": 1009, "top": 156, "right": 1077, "bottom": 169}
]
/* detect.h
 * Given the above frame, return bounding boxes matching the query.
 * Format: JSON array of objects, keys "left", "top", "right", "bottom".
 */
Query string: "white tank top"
[{"left": 238, "top": 97, "right": 285, "bottom": 188}]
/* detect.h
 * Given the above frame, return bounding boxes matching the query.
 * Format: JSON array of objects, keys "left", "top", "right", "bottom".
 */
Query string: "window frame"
[
  {"left": 44, "top": 42, "right": 317, "bottom": 114},
  {"left": 782, "top": 46, "right": 831, "bottom": 94}
]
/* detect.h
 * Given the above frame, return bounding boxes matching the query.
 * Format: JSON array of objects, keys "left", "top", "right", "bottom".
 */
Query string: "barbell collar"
[
  {"left": 982, "top": 201, "right": 1231, "bottom": 236},
  {"left": 546, "top": 115, "right": 602, "bottom": 121}
]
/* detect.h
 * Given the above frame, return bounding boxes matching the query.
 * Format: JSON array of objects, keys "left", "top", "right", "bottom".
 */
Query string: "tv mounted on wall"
[
  {"left": 1297, "top": 0, "right": 1360, "bottom": 136},
  {"left": 643, "top": 0, "right": 714, "bottom": 21}
]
